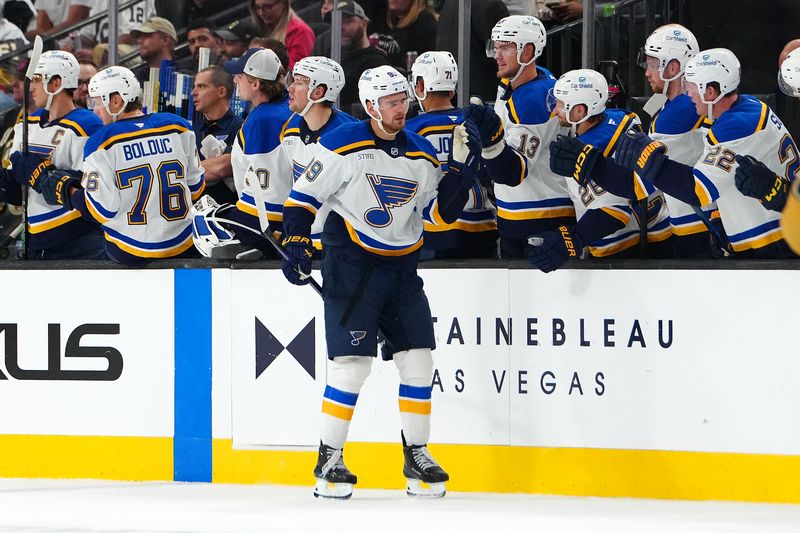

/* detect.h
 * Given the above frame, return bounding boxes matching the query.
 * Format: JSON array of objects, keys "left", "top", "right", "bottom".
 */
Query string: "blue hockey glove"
[
  {"left": 0, "top": 167, "right": 22, "bottom": 205},
  {"left": 527, "top": 226, "right": 584, "bottom": 273},
  {"left": 37, "top": 169, "right": 82, "bottom": 210},
  {"left": 734, "top": 154, "right": 789, "bottom": 212},
  {"left": 9, "top": 151, "right": 55, "bottom": 189},
  {"left": 281, "top": 234, "right": 313, "bottom": 286},
  {"left": 549, "top": 134, "right": 601, "bottom": 185},
  {"left": 463, "top": 97, "right": 505, "bottom": 158},
  {"left": 448, "top": 120, "right": 482, "bottom": 176},
  {"left": 613, "top": 130, "right": 667, "bottom": 182}
]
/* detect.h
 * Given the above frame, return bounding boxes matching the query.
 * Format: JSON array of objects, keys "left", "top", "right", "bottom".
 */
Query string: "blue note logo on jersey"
[{"left": 364, "top": 173, "right": 418, "bottom": 227}]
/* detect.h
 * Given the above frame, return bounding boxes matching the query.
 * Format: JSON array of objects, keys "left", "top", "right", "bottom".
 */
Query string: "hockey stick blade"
[
  {"left": 244, "top": 172, "right": 323, "bottom": 296},
  {"left": 25, "top": 36, "right": 43, "bottom": 80}
]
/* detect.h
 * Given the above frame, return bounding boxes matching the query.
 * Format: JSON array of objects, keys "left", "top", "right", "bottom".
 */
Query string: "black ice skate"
[
  {"left": 313, "top": 441, "right": 357, "bottom": 499},
  {"left": 402, "top": 432, "right": 449, "bottom": 498}
]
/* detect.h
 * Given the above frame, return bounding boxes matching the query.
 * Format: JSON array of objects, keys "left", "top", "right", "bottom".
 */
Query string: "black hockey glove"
[
  {"left": 734, "top": 154, "right": 789, "bottom": 212},
  {"left": 613, "top": 130, "right": 667, "bottom": 182},
  {"left": 281, "top": 235, "right": 313, "bottom": 286},
  {"left": 38, "top": 169, "right": 82, "bottom": 210},
  {"left": 0, "top": 167, "right": 22, "bottom": 205},
  {"left": 549, "top": 134, "right": 601, "bottom": 185},
  {"left": 463, "top": 97, "right": 505, "bottom": 158},
  {"left": 9, "top": 151, "right": 55, "bottom": 189},
  {"left": 527, "top": 226, "right": 584, "bottom": 273}
]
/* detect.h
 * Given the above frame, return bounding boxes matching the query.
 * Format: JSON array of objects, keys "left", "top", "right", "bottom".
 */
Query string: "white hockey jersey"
[
  {"left": 81, "top": 113, "right": 205, "bottom": 262},
  {"left": 285, "top": 120, "right": 443, "bottom": 265},
  {"left": 648, "top": 93, "right": 717, "bottom": 238},
  {"left": 492, "top": 68, "right": 575, "bottom": 239},
  {"left": 576, "top": 109, "right": 671, "bottom": 257},
  {"left": 690, "top": 95, "right": 795, "bottom": 252},
  {"left": 231, "top": 96, "right": 293, "bottom": 234},
  {"left": 280, "top": 109, "right": 358, "bottom": 248},
  {"left": 11, "top": 107, "right": 103, "bottom": 251}
]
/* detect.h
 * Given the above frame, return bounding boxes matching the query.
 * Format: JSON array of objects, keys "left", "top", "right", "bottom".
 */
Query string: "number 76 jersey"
[{"left": 81, "top": 113, "right": 206, "bottom": 262}]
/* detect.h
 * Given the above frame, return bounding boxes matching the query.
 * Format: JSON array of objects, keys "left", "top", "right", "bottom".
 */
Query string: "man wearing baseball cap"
[
  {"left": 206, "top": 48, "right": 293, "bottom": 252},
  {"left": 314, "top": 1, "right": 391, "bottom": 109},
  {"left": 216, "top": 20, "right": 260, "bottom": 61},
  {"left": 130, "top": 16, "right": 179, "bottom": 84}
]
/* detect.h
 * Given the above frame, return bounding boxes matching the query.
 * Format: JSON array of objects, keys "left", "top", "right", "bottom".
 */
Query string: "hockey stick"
[
  {"left": 244, "top": 169, "right": 323, "bottom": 296},
  {"left": 20, "top": 35, "right": 43, "bottom": 260}
]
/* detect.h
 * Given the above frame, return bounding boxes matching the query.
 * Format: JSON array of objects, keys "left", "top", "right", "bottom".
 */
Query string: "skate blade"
[
  {"left": 406, "top": 479, "right": 446, "bottom": 498},
  {"left": 313, "top": 478, "right": 353, "bottom": 499}
]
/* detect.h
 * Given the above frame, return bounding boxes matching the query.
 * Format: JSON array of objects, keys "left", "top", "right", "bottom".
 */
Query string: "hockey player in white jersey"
[
  {"left": 37, "top": 66, "right": 206, "bottom": 265},
  {"left": 465, "top": 15, "right": 574, "bottom": 258},
  {"left": 733, "top": 48, "right": 800, "bottom": 214},
  {"left": 282, "top": 65, "right": 482, "bottom": 499},
  {"left": 406, "top": 51, "right": 498, "bottom": 259},
  {"left": 553, "top": 49, "right": 798, "bottom": 258},
  {"left": 282, "top": 56, "right": 357, "bottom": 252},
  {"left": 528, "top": 69, "right": 671, "bottom": 272},
  {"left": 226, "top": 48, "right": 292, "bottom": 243},
  {"left": 189, "top": 55, "right": 355, "bottom": 258},
  {"left": 635, "top": 24, "right": 726, "bottom": 257},
  {"left": 1, "top": 50, "right": 104, "bottom": 259}
]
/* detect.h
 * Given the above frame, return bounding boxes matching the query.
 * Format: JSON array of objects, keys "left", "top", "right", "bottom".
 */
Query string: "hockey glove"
[
  {"left": 448, "top": 120, "right": 482, "bottom": 177},
  {"left": 734, "top": 154, "right": 789, "bottom": 212},
  {"left": 0, "top": 167, "right": 22, "bottom": 206},
  {"left": 9, "top": 151, "right": 55, "bottom": 189},
  {"left": 527, "top": 225, "right": 584, "bottom": 273},
  {"left": 463, "top": 97, "right": 505, "bottom": 159},
  {"left": 613, "top": 131, "right": 667, "bottom": 182},
  {"left": 38, "top": 169, "right": 82, "bottom": 210},
  {"left": 549, "top": 134, "right": 601, "bottom": 185},
  {"left": 281, "top": 234, "right": 313, "bottom": 286},
  {"left": 190, "top": 196, "right": 241, "bottom": 258}
]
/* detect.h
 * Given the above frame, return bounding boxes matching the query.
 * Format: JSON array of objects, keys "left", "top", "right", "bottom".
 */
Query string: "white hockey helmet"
[
  {"left": 358, "top": 65, "right": 411, "bottom": 134},
  {"left": 288, "top": 56, "right": 345, "bottom": 116},
  {"left": 34, "top": 50, "right": 80, "bottom": 110},
  {"left": 639, "top": 24, "right": 698, "bottom": 88},
  {"left": 779, "top": 49, "right": 800, "bottom": 98},
  {"left": 487, "top": 16, "right": 546, "bottom": 83},
  {"left": 88, "top": 66, "right": 141, "bottom": 122},
  {"left": 552, "top": 69, "right": 608, "bottom": 128},
  {"left": 683, "top": 48, "right": 740, "bottom": 119},
  {"left": 411, "top": 51, "right": 458, "bottom": 102}
]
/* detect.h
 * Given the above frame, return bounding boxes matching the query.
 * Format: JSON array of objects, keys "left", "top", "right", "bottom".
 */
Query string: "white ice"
[{"left": 0, "top": 479, "right": 798, "bottom": 533}]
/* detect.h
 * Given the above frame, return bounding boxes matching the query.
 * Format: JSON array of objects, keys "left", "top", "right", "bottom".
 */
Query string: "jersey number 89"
[{"left": 116, "top": 160, "right": 188, "bottom": 225}]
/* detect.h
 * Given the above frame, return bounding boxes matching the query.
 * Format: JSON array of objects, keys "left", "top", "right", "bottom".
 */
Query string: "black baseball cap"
[{"left": 215, "top": 20, "right": 260, "bottom": 43}]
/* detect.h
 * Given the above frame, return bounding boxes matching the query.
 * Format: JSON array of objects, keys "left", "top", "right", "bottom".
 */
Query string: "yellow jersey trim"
[
  {"left": 28, "top": 209, "right": 83, "bottom": 234},
  {"left": 98, "top": 124, "right": 189, "bottom": 151}
]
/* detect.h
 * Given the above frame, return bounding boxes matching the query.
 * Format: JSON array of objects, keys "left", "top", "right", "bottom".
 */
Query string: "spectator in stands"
[
  {"left": 373, "top": 0, "right": 437, "bottom": 69},
  {"left": 73, "top": 58, "right": 97, "bottom": 108},
  {"left": 249, "top": 0, "right": 314, "bottom": 68},
  {"left": 549, "top": 0, "right": 583, "bottom": 24},
  {"left": 130, "top": 17, "right": 179, "bottom": 84},
  {"left": 176, "top": 18, "right": 224, "bottom": 74},
  {"left": 314, "top": 1, "right": 390, "bottom": 111},
  {"left": 436, "top": 0, "right": 509, "bottom": 102},
  {"left": 191, "top": 66, "right": 243, "bottom": 205},
  {"left": 0, "top": 10, "right": 26, "bottom": 43},
  {"left": 250, "top": 37, "right": 291, "bottom": 70},
  {"left": 216, "top": 20, "right": 260, "bottom": 61},
  {"left": 27, "top": 0, "right": 87, "bottom": 40}
]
